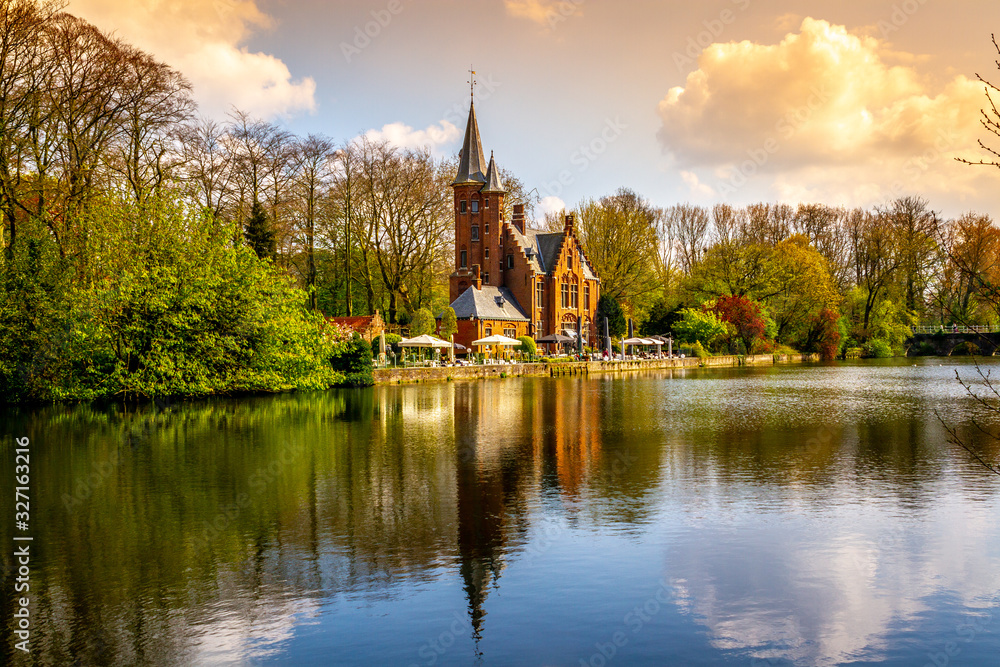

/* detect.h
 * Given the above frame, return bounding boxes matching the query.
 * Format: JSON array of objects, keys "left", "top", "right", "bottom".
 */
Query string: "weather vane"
[{"left": 469, "top": 66, "right": 476, "bottom": 101}]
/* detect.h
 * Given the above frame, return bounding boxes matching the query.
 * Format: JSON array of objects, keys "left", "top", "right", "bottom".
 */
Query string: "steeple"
[
  {"left": 453, "top": 101, "right": 487, "bottom": 185},
  {"left": 481, "top": 151, "right": 505, "bottom": 194}
]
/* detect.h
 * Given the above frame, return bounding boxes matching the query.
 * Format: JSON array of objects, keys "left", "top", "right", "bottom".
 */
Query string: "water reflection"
[{"left": 1, "top": 360, "right": 999, "bottom": 666}]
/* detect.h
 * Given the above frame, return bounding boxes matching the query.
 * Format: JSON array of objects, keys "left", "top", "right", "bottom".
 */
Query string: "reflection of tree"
[{"left": 939, "top": 364, "right": 1000, "bottom": 476}]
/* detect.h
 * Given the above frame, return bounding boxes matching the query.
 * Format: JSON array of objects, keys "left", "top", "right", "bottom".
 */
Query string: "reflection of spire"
[{"left": 454, "top": 383, "right": 510, "bottom": 658}]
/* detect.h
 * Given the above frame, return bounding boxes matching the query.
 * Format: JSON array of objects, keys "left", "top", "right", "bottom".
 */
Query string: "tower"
[{"left": 450, "top": 92, "right": 506, "bottom": 303}]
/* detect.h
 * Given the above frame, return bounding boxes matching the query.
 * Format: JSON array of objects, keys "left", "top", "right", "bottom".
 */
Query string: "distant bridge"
[{"left": 907, "top": 326, "right": 1000, "bottom": 356}]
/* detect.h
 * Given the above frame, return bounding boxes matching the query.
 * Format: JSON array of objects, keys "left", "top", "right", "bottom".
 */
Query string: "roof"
[
  {"left": 481, "top": 152, "right": 505, "bottom": 194},
  {"left": 507, "top": 229, "right": 598, "bottom": 280},
  {"left": 452, "top": 102, "right": 487, "bottom": 185},
  {"left": 449, "top": 284, "right": 529, "bottom": 322},
  {"left": 329, "top": 315, "right": 377, "bottom": 331}
]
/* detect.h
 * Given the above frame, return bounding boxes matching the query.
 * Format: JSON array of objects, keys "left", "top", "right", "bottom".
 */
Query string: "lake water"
[{"left": 2, "top": 359, "right": 1000, "bottom": 666}]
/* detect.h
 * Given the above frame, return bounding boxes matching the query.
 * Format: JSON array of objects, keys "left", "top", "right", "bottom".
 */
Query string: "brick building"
[{"left": 447, "top": 100, "right": 600, "bottom": 351}]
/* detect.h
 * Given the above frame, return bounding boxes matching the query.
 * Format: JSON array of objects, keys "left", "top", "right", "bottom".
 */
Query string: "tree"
[
  {"left": 409, "top": 307, "right": 435, "bottom": 336},
  {"left": 289, "top": 134, "right": 334, "bottom": 310},
  {"left": 244, "top": 200, "right": 275, "bottom": 260},
  {"left": 673, "top": 308, "right": 726, "bottom": 347},
  {"left": 575, "top": 188, "right": 661, "bottom": 307},
  {"left": 517, "top": 335, "right": 536, "bottom": 357},
  {"left": 710, "top": 295, "right": 767, "bottom": 354},
  {"left": 640, "top": 299, "right": 681, "bottom": 336},
  {"left": 671, "top": 203, "right": 710, "bottom": 274},
  {"left": 597, "top": 294, "right": 626, "bottom": 337},
  {"left": 439, "top": 306, "right": 458, "bottom": 339},
  {"left": 767, "top": 235, "right": 840, "bottom": 343}
]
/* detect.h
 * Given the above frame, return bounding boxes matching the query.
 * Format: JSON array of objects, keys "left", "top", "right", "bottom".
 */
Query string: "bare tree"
[
  {"left": 671, "top": 203, "right": 710, "bottom": 274},
  {"left": 289, "top": 134, "right": 334, "bottom": 310}
]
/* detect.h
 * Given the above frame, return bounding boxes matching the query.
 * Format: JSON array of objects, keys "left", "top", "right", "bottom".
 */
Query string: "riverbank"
[{"left": 373, "top": 353, "right": 822, "bottom": 384}]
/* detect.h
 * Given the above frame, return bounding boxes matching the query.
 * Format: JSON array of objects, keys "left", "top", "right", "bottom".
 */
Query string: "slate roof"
[
  {"left": 452, "top": 102, "right": 487, "bottom": 185},
  {"left": 481, "top": 152, "right": 505, "bottom": 194},
  {"left": 450, "top": 284, "right": 529, "bottom": 321},
  {"left": 509, "top": 228, "right": 598, "bottom": 280}
]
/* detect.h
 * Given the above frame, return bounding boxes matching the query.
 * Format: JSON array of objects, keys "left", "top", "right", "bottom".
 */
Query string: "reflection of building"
[{"left": 447, "top": 96, "right": 601, "bottom": 350}]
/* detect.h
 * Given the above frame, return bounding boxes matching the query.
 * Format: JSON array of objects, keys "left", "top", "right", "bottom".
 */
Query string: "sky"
[{"left": 66, "top": 0, "right": 1000, "bottom": 220}]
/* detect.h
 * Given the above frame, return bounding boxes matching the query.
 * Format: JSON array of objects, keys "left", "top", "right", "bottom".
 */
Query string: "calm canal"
[{"left": 2, "top": 358, "right": 1000, "bottom": 666}]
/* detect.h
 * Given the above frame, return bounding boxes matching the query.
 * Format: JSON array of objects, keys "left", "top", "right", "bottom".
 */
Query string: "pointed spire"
[
  {"left": 481, "top": 151, "right": 505, "bottom": 194},
  {"left": 453, "top": 102, "right": 487, "bottom": 186}
]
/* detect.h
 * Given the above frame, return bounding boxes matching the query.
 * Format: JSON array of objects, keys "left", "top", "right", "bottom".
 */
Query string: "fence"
[{"left": 911, "top": 325, "right": 1000, "bottom": 334}]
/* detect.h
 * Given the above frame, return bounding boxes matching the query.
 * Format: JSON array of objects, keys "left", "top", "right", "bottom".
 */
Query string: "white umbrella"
[
  {"left": 471, "top": 334, "right": 521, "bottom": 346},
  {"left": 399, "top": 334, "right": 452, "bottom": 348},
  {"left": 622, "top": 337, "right": 647, "bottom": 345}
]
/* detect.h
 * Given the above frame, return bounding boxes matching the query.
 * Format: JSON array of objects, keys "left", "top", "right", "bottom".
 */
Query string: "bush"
[
  {"left": 862, "top": 339, "right": 893, "bottom": 358},
  {"left": 517, "top": 335, "right": 537, "bottom": 357},
  {"left": 329, "top": 336, "right": 374, "bottom": 387},
  {"left": 689, "top": 341, "right": 710, "bottom": 359}
]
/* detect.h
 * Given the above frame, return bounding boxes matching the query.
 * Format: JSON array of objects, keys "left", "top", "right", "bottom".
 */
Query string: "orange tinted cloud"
[{"left": 658, "top": 18, "right": 985, "bottom": 206}]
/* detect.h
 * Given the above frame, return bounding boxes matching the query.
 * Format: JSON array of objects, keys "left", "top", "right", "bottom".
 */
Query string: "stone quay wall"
[{"left": 373, "top": 354, "right": 821, "bottom": 385}]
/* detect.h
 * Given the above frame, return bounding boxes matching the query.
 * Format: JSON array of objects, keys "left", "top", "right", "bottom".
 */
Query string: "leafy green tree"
[
  {"left": 517, "top": 335, "right": 537, "bottom": 357},
  {"left": 244, "top": 200, "right": 276, "bottom": 260},
  {"left": 597, "top": 294, "right": 627, "bottom": 337},
  {"left": 640, "top": 299, "right": 681, "bottom": 335},
  {"left": 439, "top": 306, "right": 458, "bottom": 339},
  {"left": 409, "top": 307, "right": 435, "bottom": 336},
  {"left": 673, "top": 308, "right": 727, "bottom": 347}
]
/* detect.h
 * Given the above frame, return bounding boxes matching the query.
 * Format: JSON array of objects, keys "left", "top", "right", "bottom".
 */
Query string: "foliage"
[
  {"left": 439, "top": 306, "right": 458, "bottom": 339},
  {"left": 710, "top": 295, "right": 767, "bottom": 355},
  {"left": 329, "top": 336, "right": 374, "bottom": 387},
  {"left": 244, "top": 200, "right": 276, "bottom": 260},
  {"left": 409, "top": 307, "right": 435, "bottom": 336},
  {"left": 1, "top": 193, "right": 367, "bottom": 402},
  {"left": 597, "top": 294, "right": 627, "bottom": 337},
  {"left": 862, "top": 339, "right": 893, "bottom": 358},
  {"left": 806, "top": 307, "right": 843, "bottom": 361},
  {"left": 672, "top": 308, "right": 727, "bottom": 347},
  {"left": 517, "top": 335, "right": 537, "bottom": 357},
  {"left": 640, "top": 299, "right": 681, "bottom": 336}
]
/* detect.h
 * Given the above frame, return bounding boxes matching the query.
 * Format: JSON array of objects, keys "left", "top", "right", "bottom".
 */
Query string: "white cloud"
[
  {"left": 681, "top": 170, "right": 715, "bottom": 198},
  {"left": 657, "top": 18, "right": 991, "bottom": 211},
  {"left": 362, "top": 120, "right": 460, "bottom": 152},
  {"left": 539, "top": 195, "right": 567, "bottom": 218},
  {"left": 67, "top": 0, "right": 316, "bottom": 118}
]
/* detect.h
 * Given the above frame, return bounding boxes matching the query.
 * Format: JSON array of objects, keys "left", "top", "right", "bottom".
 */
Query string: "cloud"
[
  {"left": 67, "top": 0, "right": 316, "bottom": 118},
  {"left": 539, "top": 195, "right": 567, "bottom": 218},
  {"left": 503, "top": 0, "right": 582, "bottom": 28},
  {"left": 657, "top": 18, "right": 988, "bottom": 210},
  {"left": 362, "top": 120, "right": 461, "bottom": 152},
  {"left": 681, "top": 170, "right": 715, "bottom": 198}
]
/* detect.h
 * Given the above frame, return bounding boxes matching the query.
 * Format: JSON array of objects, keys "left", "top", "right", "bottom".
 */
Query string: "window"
[
  {"left": 584, "top": 285, "right": 590, "bottom": 310},
  {"left": 507, "top": 254, "right": 514, "bottom": 269},
  {"left": 504, "top": 326, "right": 516, "bottom": 339},
  {"left": 536, "top": 320, "right": 543, "bottom": 335},
  {"left": 484, "top": 272, "right": 489, "bottom": 283},
  {"left": 485, "top": 325, "right": 492, "bottom": 336},
  {"left": 561, "top": 283, "right": 569, "bottom": 308},
  {"left": 484, "top": 249, "right": 490, "bottom": 260},
  {"left": 536, "top": 281, "right": 544, "bottom": 307},
  {"left": 471, "top": 225, "right": 479, "bottom": 241},
  {"left": 484, "top": 198, "right": 490, "bottom": 208},
  {"left": 460, "top": 200, "right": 467, "bottom": 213},
  {"left": 471, "top": 200, "right": 479, "bottom": 213},
  {"left": 485, "top": 223, "right": 489, "bottom": 234},
  {"left": 460, "top": 250, "right": 467, "bottom": 268},
  {"left": 567, "top": 251, "right": 573, "bottom": 270},
  {"left": 571, "top": 284, "right": 578, "bottom": 309}
]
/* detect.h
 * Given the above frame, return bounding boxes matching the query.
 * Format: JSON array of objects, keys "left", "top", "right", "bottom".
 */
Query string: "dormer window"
[
  {"left": 471, "top": 200, "right": 479, "bottom": 213},
  {"left": 460, "top": 200, "right": 467, "bottom": 214}
]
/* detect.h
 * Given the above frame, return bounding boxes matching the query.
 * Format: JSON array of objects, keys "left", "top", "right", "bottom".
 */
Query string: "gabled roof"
[
  {"left": 450, "top": 284, "right": 529, "bottom": 322},
  {"left": 481, "top": 152, "right": 505, "bottom": 194},
  {"left": 452, "top": 102, "right": 487, "bottom": 185}
]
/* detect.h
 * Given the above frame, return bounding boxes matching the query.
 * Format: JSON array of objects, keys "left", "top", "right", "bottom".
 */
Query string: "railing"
[{"left": 911, "top": 325, "right": 1000, "bottom": 334}]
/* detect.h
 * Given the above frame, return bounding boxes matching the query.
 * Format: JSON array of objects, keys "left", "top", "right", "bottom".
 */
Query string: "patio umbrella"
[
  {"left": 536, "top": 333, "right": 574, "bottom": 344},
  {"left": 471, "top": 334, "right": 521, "bottom": 346},
  {"left": 399, "top": 334, "right": 452, "bottom": 348}
]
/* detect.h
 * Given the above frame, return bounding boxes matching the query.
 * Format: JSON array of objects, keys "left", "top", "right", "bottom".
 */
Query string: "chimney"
[
  {"left": 473, "top": 264, "right": 482, "bottom": 290},
  {"left": 512, "top": 203, "right": 525, "bottom": 234},
  {"left": 564, "top": 213, "right": 575, "bottom": 233}
]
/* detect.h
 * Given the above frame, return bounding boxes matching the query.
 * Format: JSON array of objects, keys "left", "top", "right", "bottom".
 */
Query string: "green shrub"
[
  {"left": 517, "top": 335, "right": 537, "bottom": 357},
  {"left": 329, "top": 336, "right": 374, "bottom": 387},
  {"left": 689, "top": 341, "right": 710, "bottom": 359},
  {"left": 862, "top": 339, "right": 893, "bottom": 358}
]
